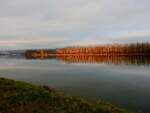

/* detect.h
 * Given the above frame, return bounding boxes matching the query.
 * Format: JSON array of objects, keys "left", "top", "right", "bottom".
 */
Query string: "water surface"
[{"left": 0, "top": 55, "right": 150, "bottom": 113}]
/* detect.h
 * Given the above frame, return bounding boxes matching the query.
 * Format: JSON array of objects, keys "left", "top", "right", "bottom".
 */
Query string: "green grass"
[{"left": 0, "top": 77, "right": 134, "bottom": 113}]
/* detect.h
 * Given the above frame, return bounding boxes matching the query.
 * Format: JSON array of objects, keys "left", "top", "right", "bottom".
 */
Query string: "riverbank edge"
[{"left": 0, "top": 77, "right": 134, "bottom": 113}]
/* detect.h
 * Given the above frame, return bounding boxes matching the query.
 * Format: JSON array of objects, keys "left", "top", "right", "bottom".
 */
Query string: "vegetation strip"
[
  {"left": 25, "top": 43, "right": 150, "bottom": 59},
  {"left": 0, "top": 77, "right": 135, "bottom": 113}
]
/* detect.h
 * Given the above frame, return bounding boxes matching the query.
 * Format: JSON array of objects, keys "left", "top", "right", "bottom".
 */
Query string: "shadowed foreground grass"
[{"left": 0, "top": 78, "right": 134, "bottom": 113}]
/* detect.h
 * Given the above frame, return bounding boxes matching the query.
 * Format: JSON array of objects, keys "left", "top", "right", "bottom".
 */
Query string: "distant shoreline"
[{"left": 24, "top": 43, "right": 150, "bottom": 59}]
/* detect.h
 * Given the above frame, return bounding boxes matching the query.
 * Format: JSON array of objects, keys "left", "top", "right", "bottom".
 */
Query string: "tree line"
[
  {"left": 56, "top": 43, "right": 150, "bottom": 55},
  {"left": 25, "top": 49, "right": 56, "bottom": 59},
  {"left": 25, "top": 43, "right": 150, "bottom": 58}
]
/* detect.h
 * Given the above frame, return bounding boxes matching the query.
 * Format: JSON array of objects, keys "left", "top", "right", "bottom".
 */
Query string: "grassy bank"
[{"left": 0, "top": 77, "right": 134, "bottom": 113}]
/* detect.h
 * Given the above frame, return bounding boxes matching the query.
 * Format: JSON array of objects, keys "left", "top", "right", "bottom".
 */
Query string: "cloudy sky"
[{"left": 0, "top": 0, "right": 150, "bottom": 50}]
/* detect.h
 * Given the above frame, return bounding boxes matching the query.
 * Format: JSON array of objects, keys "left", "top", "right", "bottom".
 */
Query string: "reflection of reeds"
[
  {"left": 25, "top": 51, "right": 150, "bottom": 65},
  {"left": 25, "top": 43, "right": 150, "bottom": 65},
  {"left": 56, "top": 55, "right": 150, "bottom": 65}
]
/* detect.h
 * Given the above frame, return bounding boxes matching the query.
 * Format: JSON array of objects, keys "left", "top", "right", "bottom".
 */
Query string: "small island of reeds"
[
  {"left": 25, "top": 43, "right": 150, "bottom": 59},
  {"left": 56, "top": 43, "right": 150, "bottom": 55}
]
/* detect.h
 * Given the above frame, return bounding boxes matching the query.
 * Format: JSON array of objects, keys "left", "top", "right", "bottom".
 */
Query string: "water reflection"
[
  {"left": 0, "top": 54, "right": 150, "bottom": 113},
  {"left": 25, "top": 55, "right": 150, "bottom": 66}
]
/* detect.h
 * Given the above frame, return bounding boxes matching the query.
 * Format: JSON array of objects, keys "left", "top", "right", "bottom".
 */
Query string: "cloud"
[
  {"left": 0, "top": 0, "right": 150, "bottom": 49},
  {"left": 0, "top": 36, "right": 71, "bottom": 49},
  {"left": 71, "top": 30, "right": 150, "bottom": 46}
]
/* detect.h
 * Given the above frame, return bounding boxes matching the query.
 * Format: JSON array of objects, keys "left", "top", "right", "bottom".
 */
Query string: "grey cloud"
[{"left": 0, "top": 0, "right": 150, "bottom": 49}]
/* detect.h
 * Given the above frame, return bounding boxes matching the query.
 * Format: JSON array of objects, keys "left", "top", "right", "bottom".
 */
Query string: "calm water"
[{"left": 0, "top": 55, "right": 150, "bottom": 113}]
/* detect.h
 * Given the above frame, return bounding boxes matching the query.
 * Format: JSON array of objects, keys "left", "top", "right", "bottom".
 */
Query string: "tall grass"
[
  {"left": 0, "top": 77, "right": 134, "bottom": 113},
  {"left": 56, "top": 43, "right": 150, "bottom": 55}
]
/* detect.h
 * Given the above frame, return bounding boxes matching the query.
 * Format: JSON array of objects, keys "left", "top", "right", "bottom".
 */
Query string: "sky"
[{"left": 0, "top": 0, "right": 150, "bottom": 50}]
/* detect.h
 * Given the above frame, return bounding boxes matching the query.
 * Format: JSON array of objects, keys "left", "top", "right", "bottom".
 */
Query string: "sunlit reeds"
[
  {"left": 25, "top": 43, "right": 150, "bottom": 65},
  {"left": 56, "top": 43, "right": 150, "bottom": 55}
]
